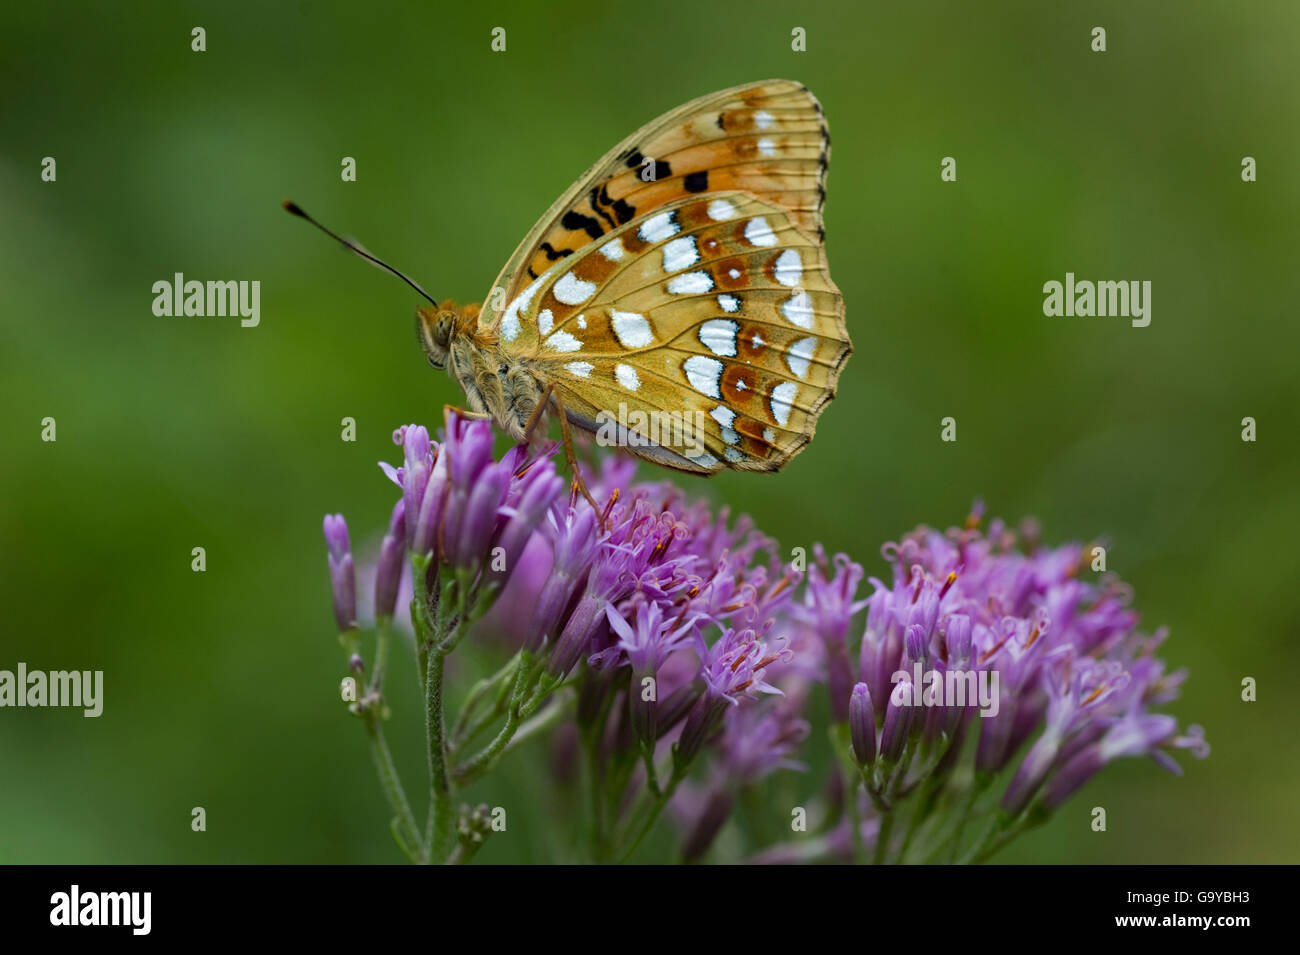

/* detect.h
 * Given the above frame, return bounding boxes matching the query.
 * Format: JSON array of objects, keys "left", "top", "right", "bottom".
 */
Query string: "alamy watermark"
[
  {"left": 152, "top": 272, "right": 260, "bottom": 327},
  {"left": 1042, "top": 272, "right": 1150, "bottom": 327},
  {"left": 893, "top": 663, "right": 1000, "bottom": 717},
  {"left": 594, "top": 403, "right": 708, "bottom": 458},
  {"left": 50, "top": 885, "right": 150, "bottom": 935},
  {"left": 0, "top": 663, "right": 103, "bottom": 717}
]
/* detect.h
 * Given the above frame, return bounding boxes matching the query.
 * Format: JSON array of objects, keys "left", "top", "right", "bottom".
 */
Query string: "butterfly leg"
[
  {"left": 443, "top": 403, "right": 494, "bottom": 422},
  {"left": 553, "top": 394, "right": 604, "bottom": 522},
  {"left": 521, "top": 382, "right": 555, "bottom": 441},
  {"left": 521, "top": 383, "right": 604, "bottom": 525}
]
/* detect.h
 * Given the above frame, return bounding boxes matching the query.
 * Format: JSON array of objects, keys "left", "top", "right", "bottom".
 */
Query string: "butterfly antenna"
[{"left": 281, "top": 200, "right": 438, "bottom": 308}]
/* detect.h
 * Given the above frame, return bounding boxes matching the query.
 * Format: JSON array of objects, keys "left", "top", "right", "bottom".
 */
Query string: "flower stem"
[
  {"left": 364, "top": 712, "right": 419, "bottom": 860},
  {"left": 369, "top": 618, "right": 391, "bottom": 695},
  {"left": 502, "top": 691, "right": 574, "bottom": 755},
  {"left": 947, "top": 773, "right": 990, "bottom": 863},
  {"left": 423, "top": 647, "right": 454, "bottom": 863},
  {"left": 449, "top": 651, "right": 522, "bottom": 746},
  {"left": 872, "top": 808, "right": 895, "bottom": 865},
  {"left": 828, "top": 724, "right": 865, "bottom": 862},
  {"left": 618, "top": 772, "right": 682, "bottom": 863}
]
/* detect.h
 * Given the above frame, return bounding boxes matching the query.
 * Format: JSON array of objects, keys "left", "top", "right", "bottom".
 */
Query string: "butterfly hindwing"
[{"left": 494, "top": 192, "right": 848, "bottom": 473}]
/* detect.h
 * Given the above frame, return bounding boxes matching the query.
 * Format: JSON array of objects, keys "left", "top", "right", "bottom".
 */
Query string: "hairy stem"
[{"left": 365, "top": 712, "right": 419, "bottom": 859}]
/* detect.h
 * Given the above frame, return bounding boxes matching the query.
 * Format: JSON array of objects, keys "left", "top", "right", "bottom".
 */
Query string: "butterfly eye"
[{"left": 415, "top": 309, "right": 450, "bottom": 369}]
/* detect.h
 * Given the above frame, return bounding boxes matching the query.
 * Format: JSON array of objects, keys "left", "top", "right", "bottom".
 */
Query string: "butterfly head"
[
  {"left": 416, "top": 301, "right": 483, "bottom": 371},
  {"left": 415, "top": 305, "right": 455, "bottom": 370}
]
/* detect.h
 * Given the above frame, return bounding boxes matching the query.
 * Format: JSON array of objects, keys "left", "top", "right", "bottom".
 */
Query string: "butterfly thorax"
[{"left": 416, "top": 302, "right": 545, "bottom": 442}]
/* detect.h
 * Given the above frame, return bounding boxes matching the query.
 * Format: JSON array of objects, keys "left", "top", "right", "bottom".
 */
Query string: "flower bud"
[{"left": 849, "top": 682, "right": 876, "bottom": 767}]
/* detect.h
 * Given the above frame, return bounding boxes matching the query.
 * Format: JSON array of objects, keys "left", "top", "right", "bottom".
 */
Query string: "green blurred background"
[{"left": 2, "top": 0, "right": 1297, "bottom": 864}]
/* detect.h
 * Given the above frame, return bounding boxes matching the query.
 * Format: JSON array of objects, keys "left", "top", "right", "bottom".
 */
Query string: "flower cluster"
[{"left": 322, "top": 416, "right": 1207, "bottom": 864}]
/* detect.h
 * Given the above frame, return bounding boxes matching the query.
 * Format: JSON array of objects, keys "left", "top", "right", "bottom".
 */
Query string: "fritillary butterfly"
[{"left": 288, "top": 79, "right": 850, "bottom": 490}]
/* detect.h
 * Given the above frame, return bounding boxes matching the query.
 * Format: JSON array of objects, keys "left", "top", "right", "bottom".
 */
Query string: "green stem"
[
  {"left": 963, "top": 805, "right": 1045, "bottom": 864},
  {"left": 502, "top": 691, "right": 574, "bottom": 755},
  {"left": 451, "top": 657, "right": 563, "bottom": 785},
  {"left": 453, "top": 705, "right": 520, "bottom": 784},
  {"left": 828, "top": 724, "right": 865, "bottom": 862},
  {"left": 618, "top": 776, "right": 681, "bottom": 863},
  {"left": 896, "top": 792, "right": 936, "bottom": 863},
  {"left": 617, "top": 740, "right": 700, "bottom": 864},
  {"left": 845, "top": 772, "right": 865, "bottom": 862},
  {"left": 450, "top": 652, "right": 522, "bottom": 745},
  {"left": 423, "top": 648, "right": 453, "bottom": 863},
  {"left": 369, "top": 619, "right": 391, "bottom": 695},
  {"left": 947, "top": 774, "right": 989, "bottom": 863},
  {"left": 364, "top": 713, "right": 419, "bottom": 859},
  {"left": 872, "top": 808, "right": 895, "bottom": 865}
]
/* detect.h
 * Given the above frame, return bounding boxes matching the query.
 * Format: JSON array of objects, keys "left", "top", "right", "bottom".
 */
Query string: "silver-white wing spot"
[
  {"left": 770, "top": 381, "right": 798, "bottom": 426},
  {"left": 611, "top": 310, "right": 653, "bottom": 348},
  {"left": 780, "top": 291, "right": 814, "bottom": 329},
  {"left": 774, "top": 249, "right": 802, "bottom": 287},
  {"left": 707, "top": 199, "right": 738, "bottom": 221},
  {"left": 744, "top": 217, "right": 777, "bottom": 247},
  {"left": 555, "top": 272, "right": 597, "bottom": 305},
  {"left": 501, "top": 274, "right": 544, "bottom": 342},
  {"left": 544, "top": 330, "right": 583, "bottom": 353},
  {"left": 615, "top": 363, "right": 640, "bottom": 391},
  {"left": 565, "top": 361, "right": 594, "bottom": 378},
  {"left": 639, "top": 211, "right": 679, "bottom": 243},
  {"left": 785, "top": 336, "right": 818, "bottom": 379},
  {"left": 662, "top": 236, "right": 699, "bottom": 273},
  {"left": 699, "top": 319, "right": 738, "bottom": 357},
  {"left": 711, "top": 406, "right": 740, "bottom": 446},
  {"left": 684, "top": 355, "right": 724, "bottom": 398},
  {"left": 668, "top": 272, "right": 714, "bottom": 295}
]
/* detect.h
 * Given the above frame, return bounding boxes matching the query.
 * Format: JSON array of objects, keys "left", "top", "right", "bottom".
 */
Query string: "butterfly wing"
[
  {"left": 479, "top": 79, "right": 831, "bottom": 334},
  {"left": 496, "top": 191, "right": 848, "bottom": 473}
]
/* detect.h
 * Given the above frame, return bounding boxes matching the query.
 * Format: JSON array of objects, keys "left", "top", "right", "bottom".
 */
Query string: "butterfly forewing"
[
  {"left": 496, "top": 191, "right": 848, "bottom": 473},
  {"left": 479, "top": 79, "right": 832, "bottom": 332}
]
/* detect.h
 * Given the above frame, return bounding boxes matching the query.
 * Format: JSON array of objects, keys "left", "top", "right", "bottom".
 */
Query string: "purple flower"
[
  {"left": 674, "top": 699, "right": 810, "bottom": 860},
  {"left": 797, "top": 548, "right": 868, "bottom": 722},
  {"left": 849, "top": 682, "right": 876, "bottom": 767},
  {"left": 596, "top": 599, "right": 700, "bottom": 676},
  {"left": 549, "top": 496, "right": 698, "bottom": 677},
  {"left": 878, "top": 673, "right": 913, "bottom": 764},
  {"left": 1042, "top": 708, "right": 1182, "bottom": 809},
  {"left": 677, "top": 627, "right": 791, "bottom": 765},
  {"left": 594, "top": 598, "right": 701, "bottom": 744},
  {"left": 323, "top": 514, "right": 356, "bottom": 632},
  {"left": 374, "top": 499, "right": 406, "bottom": 620},
  {"left": 519, "top": 504, "right": 599, "bottom": 654},
  {"left": 380, "top": 411, "right": 565, "bottom": 592},
  {"left": 382, "top": 424, "right": 441, "bottom": 558},
  {"left": 1001, "top": 650, "right": 1129, "bottom": 814},
  {"left": 489, "top": 452, "right": 566, "bottom": 586},
  {"left": 858, "top": 508, "right": 1206, "bottom": 822}
]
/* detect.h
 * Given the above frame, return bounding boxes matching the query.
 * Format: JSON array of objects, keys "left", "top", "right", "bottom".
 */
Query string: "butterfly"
[{"left": 286, "top": 79, "right": 850, "bottom": 503}]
